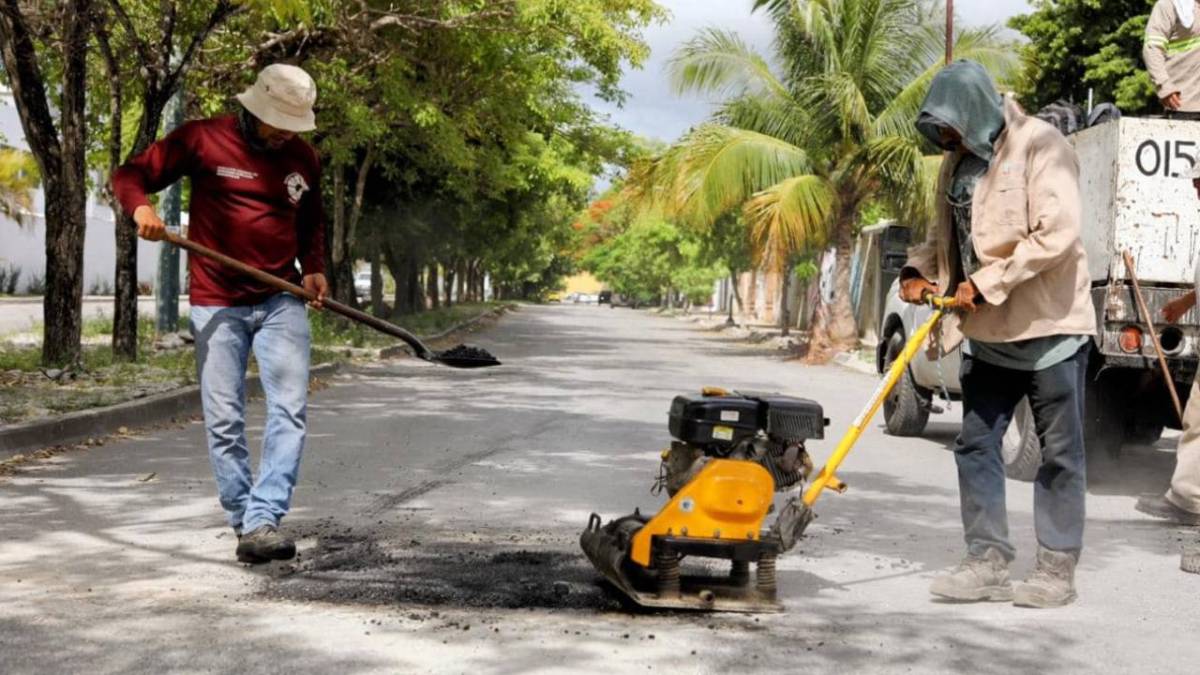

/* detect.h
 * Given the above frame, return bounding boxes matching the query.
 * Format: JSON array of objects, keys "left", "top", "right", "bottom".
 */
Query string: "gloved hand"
[{"left": 899, "top": 276, "right": 938, "bottom": 304}]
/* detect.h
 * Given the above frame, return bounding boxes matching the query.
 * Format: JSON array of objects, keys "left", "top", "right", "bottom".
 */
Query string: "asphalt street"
[{"left": 0, "top": 304, "right": 1196, "bottom": 674}]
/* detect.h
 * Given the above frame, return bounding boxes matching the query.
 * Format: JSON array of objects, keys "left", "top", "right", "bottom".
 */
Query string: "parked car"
[
  {"left": 547, "top": 290, "right": 566, "bottom": 303},
  {"left": 598, "top": 290, "right": 612, "bottom": 305},
  {"left": 353, "top": 271, "right": 372, "bottom": 299},
  {"left": 877, "top": 278, "right": 1042, "bottom": 482}
]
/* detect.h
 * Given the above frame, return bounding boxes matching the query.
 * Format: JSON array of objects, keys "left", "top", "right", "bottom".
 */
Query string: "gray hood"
[{"left": 915, "top": 60, "right": 1005, "bottom": 161}]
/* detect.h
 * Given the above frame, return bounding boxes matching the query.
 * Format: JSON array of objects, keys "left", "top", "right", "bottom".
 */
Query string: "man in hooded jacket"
[{"left": 900, "top": 61, "right": 1096, "bottom": 608}]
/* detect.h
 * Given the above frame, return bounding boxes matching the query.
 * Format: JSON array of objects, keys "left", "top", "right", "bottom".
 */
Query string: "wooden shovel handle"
[
  {"left": 162, "top": 231, "right": 434, "bottom": 358},
  {"left": 1122, "top": 250, "right": 1184, "bottom": 425}
]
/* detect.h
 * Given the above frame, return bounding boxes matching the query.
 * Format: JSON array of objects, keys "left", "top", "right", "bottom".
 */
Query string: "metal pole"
[
  {"left": 946, "top": 0, "right": 954, "bottom": 65},
  {"left": 156, "top": 86, "right": 184, "bottom": 335}
]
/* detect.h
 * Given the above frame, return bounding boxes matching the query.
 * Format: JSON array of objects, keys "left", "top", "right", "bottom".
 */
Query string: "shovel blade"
[{"left": 429, "top": 344, "right": 502, "bottom": 369}]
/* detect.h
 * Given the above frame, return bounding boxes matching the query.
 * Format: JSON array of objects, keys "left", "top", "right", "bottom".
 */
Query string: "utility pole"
[
  {"left": 946, "top": 0, "right": 954, "bottom": 64},
  {"left": 156, "top": 86, "right": 184, "bottom": 335}
]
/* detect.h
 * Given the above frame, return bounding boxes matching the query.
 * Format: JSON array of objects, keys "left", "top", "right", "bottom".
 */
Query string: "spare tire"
[{"left": 1002, "top": 397, "right": 1041, "bottom": 482}]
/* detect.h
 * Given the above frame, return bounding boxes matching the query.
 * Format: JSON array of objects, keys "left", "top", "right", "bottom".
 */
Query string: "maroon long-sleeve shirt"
[{"left": 112, "top": 115, "right": 326, "bottom": 306}]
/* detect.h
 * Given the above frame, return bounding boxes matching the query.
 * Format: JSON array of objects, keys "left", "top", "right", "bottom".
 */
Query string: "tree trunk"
[
  {"left": 728, "top": 267, "right": 744, "bottom": 312},
  {"left": 338, "top": 146, "right": 374, "bottom": 309},
  {"left": 382, "top": 241, "right": 410, "bottom": 316},
  {"left": 443, "top": 262, "right": 455, "bottom": 308},
  {"left": 426, "top": 264, "right": 440, "bottom": 309},
  {"left": 779, "top": 264, "right": 792, "bottom": 338},
  {"left": 455, "top": 260, "right": 466, "bottom": 303},
  {"left": 806, "top": 222, "right": 859, "bottom": 362},
  {"left": 747, "top": 269, "right": 758, "bottom": 318},
  {"left": 370, "top": 249, "right": 384, "bottom": 317},
  {"left": 329, "top": 165, "right": 355, "bottom": 306},
  {"left": 0, "top": 0, "right": 92, "bottom": 367},
  {"left": 41, "top": 178, "right": 87, "bottom": 367},
  {"left": 407, "top": 259, "right": 421, "bottom": 313}
]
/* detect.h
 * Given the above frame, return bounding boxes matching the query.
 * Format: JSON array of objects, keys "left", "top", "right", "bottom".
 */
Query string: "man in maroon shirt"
[{"left": 113, "top": 64, "right": 327, "bottom": 564}]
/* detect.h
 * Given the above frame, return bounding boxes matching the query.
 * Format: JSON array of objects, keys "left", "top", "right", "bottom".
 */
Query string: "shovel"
[{"left": 163, "top": 231, "right": 501, "bottom": 369}]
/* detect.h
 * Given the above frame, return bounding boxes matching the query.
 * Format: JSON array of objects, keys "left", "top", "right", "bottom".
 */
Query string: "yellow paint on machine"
[{"left": 629, "top": 459, "right": 775, "bottom": 567}]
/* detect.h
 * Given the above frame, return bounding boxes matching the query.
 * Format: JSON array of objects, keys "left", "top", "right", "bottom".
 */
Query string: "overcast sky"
[{"left": 592, "top": 0, "right": 1033, "bottom": 144}]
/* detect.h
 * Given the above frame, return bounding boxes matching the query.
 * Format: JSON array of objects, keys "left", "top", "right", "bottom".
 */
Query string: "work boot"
[
  {"left": 1135, "top": 494, "right": 1200, "bottom": 526},
  {"left": 1182, "top": 545, "right": 1200, "bottom": 575},
  {"left": 929, "top": 548, "right": 1012, "bottom": 602},
  {"left": 236, "top": 525, "right": 296, "bottom": 564},
  {"left": 1014, "top": 547, "right": 1078, "bottom": 608}
]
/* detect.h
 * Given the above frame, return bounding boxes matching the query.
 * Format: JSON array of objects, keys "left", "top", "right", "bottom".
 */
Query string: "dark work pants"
[{"left": 955, "top": 345, "right": 1089, "bottom": 560}]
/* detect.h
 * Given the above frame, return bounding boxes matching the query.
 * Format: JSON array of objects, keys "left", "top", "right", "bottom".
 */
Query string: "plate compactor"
[{"left": 581, "top": 297, "right": 957, "bottom": 612}]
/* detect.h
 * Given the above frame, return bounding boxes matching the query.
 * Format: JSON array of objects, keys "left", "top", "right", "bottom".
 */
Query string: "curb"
[
  {"left": 378, "top": 305, "right": 513, "bottom": 359},
  {"left": 833, "top": 351, "right": 878, "bottom": 376},
  {"left": 0, "top": 362, "right": 341, "bottom": 461}
]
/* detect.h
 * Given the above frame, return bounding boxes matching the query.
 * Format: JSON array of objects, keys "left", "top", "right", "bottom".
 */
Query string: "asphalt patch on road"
[{"left": 262, "top": 529, "right": 623, "bottom": 612}]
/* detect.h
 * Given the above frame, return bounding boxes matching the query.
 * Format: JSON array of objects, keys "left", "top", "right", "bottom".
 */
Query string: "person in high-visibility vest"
[{"left": 1145, "top": 1, "right": 1200, "bottom": 112}]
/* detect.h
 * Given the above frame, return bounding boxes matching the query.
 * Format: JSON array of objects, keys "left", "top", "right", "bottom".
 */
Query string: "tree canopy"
[{"left": 1009, "top": 0, "right": 1157, "bottom": 113}]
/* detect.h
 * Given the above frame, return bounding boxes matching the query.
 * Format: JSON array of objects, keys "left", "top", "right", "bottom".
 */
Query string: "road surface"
[{"left": 0, "top": 304, "right": 1195, "bottom": 674}]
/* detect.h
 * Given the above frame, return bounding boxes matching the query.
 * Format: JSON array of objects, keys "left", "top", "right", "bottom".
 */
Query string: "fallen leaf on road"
[{"left": 137, "top": 472, "right": 157, "bottom": 483}]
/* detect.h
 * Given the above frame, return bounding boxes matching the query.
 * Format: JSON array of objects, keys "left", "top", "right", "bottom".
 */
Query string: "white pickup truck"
[{"left": 877, "top": 116, "right": 1199, "bottom": 480}]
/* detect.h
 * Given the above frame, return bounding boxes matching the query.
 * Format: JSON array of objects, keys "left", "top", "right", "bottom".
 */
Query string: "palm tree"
[{"left": 633, "top": 0, "right": 1015, "bottom": 356}]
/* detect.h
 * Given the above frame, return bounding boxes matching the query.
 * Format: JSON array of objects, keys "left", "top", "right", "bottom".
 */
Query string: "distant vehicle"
[
  {"left": 353, "top": 271, "right": 372, "bottom": 299},
  {"left": 547, "top": 290, "right": 566, "bottom": 303},
  {"left": 565, "top": 292, "right": 582, "bottom": 303},
  {"left": 581, "top": 293, "right": 599, "bottom": 304},
  {"left": 611, "top": 294, "right": 639, "bottom": 308},
  {"left": 598, "top": 290, "right": 613, "bottom": 305}
]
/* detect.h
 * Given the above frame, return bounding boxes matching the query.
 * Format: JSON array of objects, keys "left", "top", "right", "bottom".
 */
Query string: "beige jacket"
[
  {"left": 1145, "top": 0, "right": 1200, "bottom": 111},
  {"left": 903, "top": 95, "right": 1096, "bottom": 354}
]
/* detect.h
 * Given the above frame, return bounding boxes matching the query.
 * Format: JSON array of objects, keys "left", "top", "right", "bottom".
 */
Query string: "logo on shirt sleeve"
[{"left": 284, "top": 172, "right": 310, "bottom": 204}]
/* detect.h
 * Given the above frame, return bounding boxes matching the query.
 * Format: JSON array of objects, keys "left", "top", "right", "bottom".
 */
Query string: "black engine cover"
[
  {"left": 744, "top": 392, "right": 826, "bottom": 442},
  {"left": 668, "top": 392, "right": 826, "bottom": 449},
  {"left": 668, "top": 394, "right": 759, "bottom": 448}
]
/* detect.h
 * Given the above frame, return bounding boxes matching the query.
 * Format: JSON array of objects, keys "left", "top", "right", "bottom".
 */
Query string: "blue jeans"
[
  {"left": 956, "top": 345, "right": 1089, "bottom": 560},
  {"left": 190, "top": 293, "right": 311, "bottom": 533}
]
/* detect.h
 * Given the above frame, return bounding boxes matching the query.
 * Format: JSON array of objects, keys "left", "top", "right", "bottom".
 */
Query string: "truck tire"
[
  {"left": 882, "top": 331, "right": 932, "bottom": 437},
  {"left": 1126, "top": 418, "right": 1165, "bottom": 446},
  {"left": 1084, "top": 367, "right": 1125, "bottom": 482},
  {"left": 1002, "top": 398, "right": 1041, "bottom": 482}
]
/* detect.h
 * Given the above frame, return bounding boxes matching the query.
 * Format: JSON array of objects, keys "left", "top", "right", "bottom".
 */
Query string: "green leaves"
[
  {"left": 744, "top": 174, "right": 837, "bottom": 268},
  {"left": 1009, "top": 0, "right": 1155, "bottom": 113}
]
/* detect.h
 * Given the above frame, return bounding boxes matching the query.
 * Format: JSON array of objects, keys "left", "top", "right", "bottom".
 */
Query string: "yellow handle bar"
[{"left": 802, "top": 295, "right": 955, "bottom": 507}]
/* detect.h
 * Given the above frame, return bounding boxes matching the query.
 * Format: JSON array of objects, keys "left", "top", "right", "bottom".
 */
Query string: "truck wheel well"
[{"left": 878, "top": 315, "right": 905, "bottom": 373}]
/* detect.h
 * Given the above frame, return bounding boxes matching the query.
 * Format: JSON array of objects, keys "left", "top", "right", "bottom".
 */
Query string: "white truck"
[{"left": 877, "top": 116, "right": 1199, "bottom": 479}]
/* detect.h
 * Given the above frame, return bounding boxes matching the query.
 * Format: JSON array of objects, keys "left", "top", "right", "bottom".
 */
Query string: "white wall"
[
  {"left": 1, "top": 88, "right": 177, "bottom": 293},
  {"left": 0, "top": 202, "right": 167, "bottom": 293}
]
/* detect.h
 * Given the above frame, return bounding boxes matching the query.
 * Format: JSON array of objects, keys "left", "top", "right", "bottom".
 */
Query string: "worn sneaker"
[
  {"left": 1014, "top": 547, "right": 1078, "bottom": 608},
  {"left": 929, "top": 548, "right": 1013, "bottom": 602},
  {"left": 1135, "top": 495, "right": 1200, "bottom": 526},
  {"left": 236, "top": 525, "right": 296, "bottom": 564}
]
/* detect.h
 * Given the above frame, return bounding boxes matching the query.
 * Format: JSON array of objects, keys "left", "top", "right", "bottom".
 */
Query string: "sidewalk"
[{"left": 0, "top": 296, "right": 193, "bottom": 337}]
